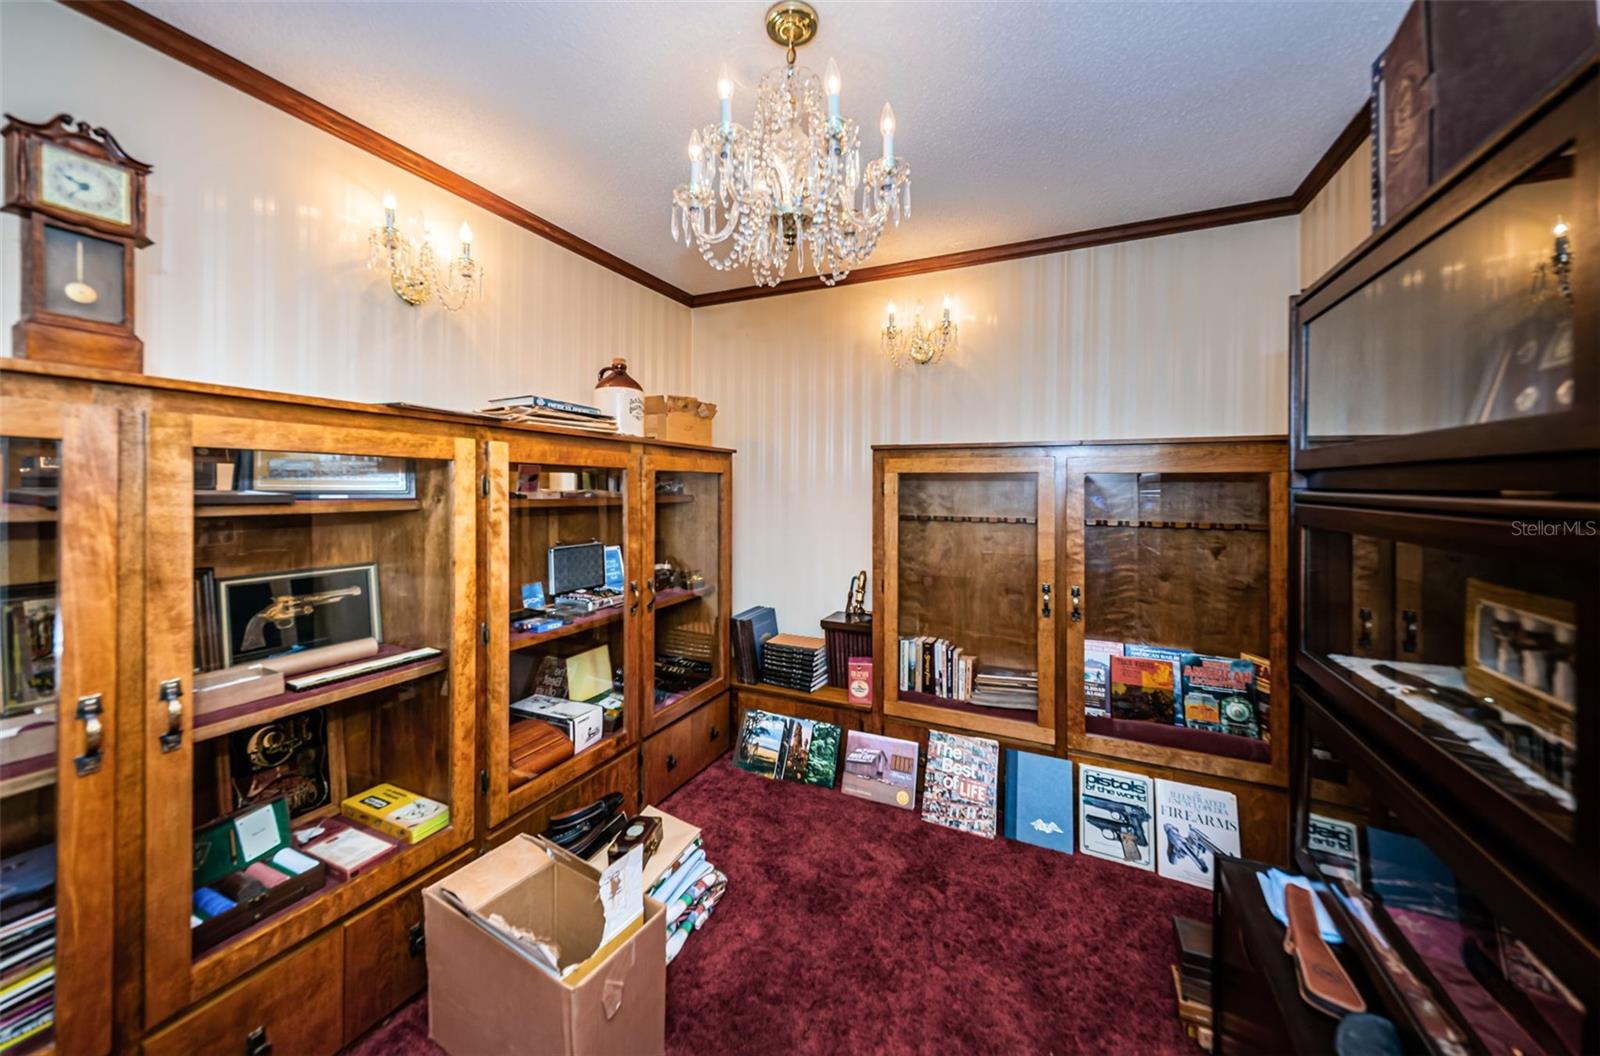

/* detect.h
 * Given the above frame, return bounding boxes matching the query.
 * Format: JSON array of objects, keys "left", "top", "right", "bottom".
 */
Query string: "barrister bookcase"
[
  {"left": 0, "top": 359, "right": 733, "bottom": 1054},
  {"left": 870, "top": 437, "right": 1292, "bottom": 864}
]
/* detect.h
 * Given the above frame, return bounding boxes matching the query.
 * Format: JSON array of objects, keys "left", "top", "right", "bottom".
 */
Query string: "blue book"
[{"left": 1002, "top": 750, "right": 1074, "bottom": 854}]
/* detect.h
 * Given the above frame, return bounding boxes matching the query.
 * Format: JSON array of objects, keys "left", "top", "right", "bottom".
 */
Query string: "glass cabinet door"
[
  {"left": 0, "top": 402, "right": 117, "bottom": 1055},
  {"left": 881, "top": 457, "right": 1057, "bottom": 748},
  {"left": 1067, "top": 446, "right": 1287, "bottom": 783},
  {"left": 140, "top": 414, "right": 476, "bottom": 1026},
  {"left": 1296, "top": 498, "right": 1593, "bottom": 909},
  {"left": 641, "top": 451, "right": 729, "bottom": 734},
  {"left": 484, "top": 438, "right": 637, "bottom": 826}
]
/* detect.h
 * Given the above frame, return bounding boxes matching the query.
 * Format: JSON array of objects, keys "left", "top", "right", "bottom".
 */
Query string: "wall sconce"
[
  {"left": 883, "top": 295, "right": 957, "bottom": 367},
  {"left": 367, "top": 194, "right": 484, "bottom": 310}
]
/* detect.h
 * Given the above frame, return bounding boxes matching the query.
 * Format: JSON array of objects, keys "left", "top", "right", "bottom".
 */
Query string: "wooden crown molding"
[
  {"left": 64, "top": 0, "right": 1371, "bottom": 311},
  {"left": 688, "top": 196, "right": 1298, "bottom": 307},
  {"left": 62, "top": 0, "right": 696, "bottom": 306}
]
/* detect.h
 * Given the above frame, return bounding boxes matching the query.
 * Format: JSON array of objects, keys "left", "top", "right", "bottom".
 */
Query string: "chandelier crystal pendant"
[{"left": 670, "top": 1, "right": 911, "bottom": 288}]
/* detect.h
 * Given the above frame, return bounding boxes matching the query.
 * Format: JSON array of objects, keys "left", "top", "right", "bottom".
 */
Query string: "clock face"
[{"left": 37, "top": 142, "right": 131, "bottom": 226}]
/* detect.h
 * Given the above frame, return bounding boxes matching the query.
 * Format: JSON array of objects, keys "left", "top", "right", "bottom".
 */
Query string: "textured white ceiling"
[{"left": 133, "top": 0, "right": 1407, "bottom": 296}]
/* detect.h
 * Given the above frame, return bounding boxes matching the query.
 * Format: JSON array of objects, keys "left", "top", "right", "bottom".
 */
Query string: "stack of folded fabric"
[{"left": 648, "top": 836, "right": 727, "bottom": 965}]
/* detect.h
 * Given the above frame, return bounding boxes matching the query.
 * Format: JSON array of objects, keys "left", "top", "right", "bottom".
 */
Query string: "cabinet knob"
[
  {"left": 409, "top": 921, "right": 426, "bottom": 957},
  {"left": 708, "top": 725, "right": 720, "bottom": 742},
  {"left": 1357, "top": 608, "right": 1374, "bottom": 650},
  {"left": 158, "top": 678, "right": 184, "bottom": 752},
  {"left": 244, "top": 1026, "right": 271, "bottom": 1056},
  {"left": 74, "top": 694, "right": 104, "bottom": 776},
  {"left": 666, "top": 753, "right": 678, "bottom": 771},
  {"left": 1401, "top": 610, "right": 1419, "bottom": 654}
]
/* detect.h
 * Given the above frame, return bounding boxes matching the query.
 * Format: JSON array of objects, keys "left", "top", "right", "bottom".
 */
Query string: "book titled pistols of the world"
[{"left": 1078, "top": 764, "right": 1155, "bottom": 871}]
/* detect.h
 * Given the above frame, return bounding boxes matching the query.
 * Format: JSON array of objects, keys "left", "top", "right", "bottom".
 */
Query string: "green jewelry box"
[{"left": 191, "top": 796, "right": 327, "bottom": 954}]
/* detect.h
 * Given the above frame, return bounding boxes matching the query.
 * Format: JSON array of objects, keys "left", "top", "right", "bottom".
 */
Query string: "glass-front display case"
[
  {"left": 880, "top": 456, "right": 1057, "bottom": 747},
  {"left": 1295, "top": 496, "right": 1593, "bottom": 912},
  {"left": 0, "top": 404, "right": 116, "bottom": 1055},
  {"left": 1295, "top": 693, "right": 1596, "bottom": 1054},
  {"left": 642, "top": 451, "right": 729, "bottom": 734},
  {"left": 1067, "top": 444, "right": 1287, "bottom": 782},
  {"left": 1293, "top": 72, "right": 1597, "bottom": 488},
  {"left": 484, "top": 439, "right": 637, "bottom": 827},
  {"left": 141, "top": 416, "right": 476, "bottom": 1025}
]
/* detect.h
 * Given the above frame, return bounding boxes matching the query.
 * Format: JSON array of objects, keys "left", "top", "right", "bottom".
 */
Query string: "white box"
[{"left": 513, "top": 696, "right": 604, "bottom": 753}]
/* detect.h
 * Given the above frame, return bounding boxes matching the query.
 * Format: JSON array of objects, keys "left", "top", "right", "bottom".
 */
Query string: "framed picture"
[
  {"left": 218, "top": 564, "right": 382, "bottom": 666},
  {"left": 241, "top": 451, "right": 414, "bottom": 499},
  {"left": 2, "top": 583, "right": 57, "bottom": 715},
  {"left": 1462, "top": 577, "right": 1576, "bottom": 744}
]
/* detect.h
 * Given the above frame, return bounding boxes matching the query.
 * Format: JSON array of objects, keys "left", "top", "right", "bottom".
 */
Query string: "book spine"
[{"left": 342, "top": 806, "right": 413, "bottom": 843}]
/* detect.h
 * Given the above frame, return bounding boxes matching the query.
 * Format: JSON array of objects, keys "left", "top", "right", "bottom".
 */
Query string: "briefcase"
[{"left": 509, "top": 719, "right": 575, "bottom": 783}]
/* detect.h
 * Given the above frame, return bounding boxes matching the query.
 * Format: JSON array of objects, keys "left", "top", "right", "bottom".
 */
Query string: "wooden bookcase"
[
  {"left": 0, "top": 359, "right": 734, "bottom": 1054},
  {"left": 872, "top": 438, "right": 1291, "bottom": 863}
]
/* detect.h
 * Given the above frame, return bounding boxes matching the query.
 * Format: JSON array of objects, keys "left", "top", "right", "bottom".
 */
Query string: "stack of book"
[
  {"left": 731, "top": 606, "right": 778, "bottom": 684},
  {"left": 479, "top": 394, "right": 618, "bottom": 433},
  {"left": 970, "top": 667, "right": 1039, "bottom": 711},
  {"left": 897, "top": 635, "right": 976, "bottom": 701},
  {"left": 0, "top": 846, "right": 55, "bottom": 1053},
  {"left": 1171, "top": 916, "right": 1214, "bottom": 1051},
  {"left": 761, "top": 634, "right": 827, "bottom": 692}
]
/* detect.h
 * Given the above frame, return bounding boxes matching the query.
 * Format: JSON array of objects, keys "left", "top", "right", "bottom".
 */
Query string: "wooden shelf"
[
  {"left": 510, "top": 493, "right": 692, "bottom": 511},
  {"left": 508, "top": 586, "right": 709, "bottom": 652},
  {"left": 193, "top": 648, "right": 448, "bottom": 741},
  {"left": 0, "top": 760, "right": 54, "bottom": 798},
  {"left": 733, "top": 680, "right": 866, "bottom": 712},
  {"left": 195, "top": 498, "right": 421, "bottom": 519},
  {"left": 0, "top": 503, "right": 55, "bottom": 523}
]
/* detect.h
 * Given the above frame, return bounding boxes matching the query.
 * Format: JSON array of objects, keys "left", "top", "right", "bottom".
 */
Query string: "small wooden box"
[
  {"left": 644, "top": 395, "right": 717, "bottom": 446},
  {"left": 820, "top": 611, "right": 872, "bottom": 690}
]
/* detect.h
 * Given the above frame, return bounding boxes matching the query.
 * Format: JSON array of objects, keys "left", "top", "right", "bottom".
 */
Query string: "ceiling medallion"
[{"left": 670, "top": 1, "right": 911, "bottom": 288}]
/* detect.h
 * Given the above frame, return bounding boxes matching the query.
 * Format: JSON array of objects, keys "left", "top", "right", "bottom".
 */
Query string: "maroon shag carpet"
[{"left": 346, "top": 758, "right": 1206, "bottom": 1055}]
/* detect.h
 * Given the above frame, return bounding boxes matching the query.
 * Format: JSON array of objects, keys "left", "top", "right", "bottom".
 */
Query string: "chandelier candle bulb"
[
  {"left": 718, "top": 66, "right": 734, "bottom": 131},
  {"left": 825, "top": 58, "right": 841, "bottom": 123},
  {"left": 688, "top": 130, "right": 704, "bottom": 193},
  {"left": 880, "top": 102, "right": 895, "bottom": 165}
]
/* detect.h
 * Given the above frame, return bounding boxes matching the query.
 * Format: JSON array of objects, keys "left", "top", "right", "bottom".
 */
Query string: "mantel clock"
[{"left": 3, "top": 112, "right": 152, "bottom": 372}]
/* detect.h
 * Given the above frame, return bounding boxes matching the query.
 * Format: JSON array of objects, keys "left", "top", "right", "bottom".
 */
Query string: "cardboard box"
[
  {"left": 643, "top": 395, "right": 716, "bottom": 446},
  {"left": 425, "top": 836, "right": 666, "bottom": 1056}
]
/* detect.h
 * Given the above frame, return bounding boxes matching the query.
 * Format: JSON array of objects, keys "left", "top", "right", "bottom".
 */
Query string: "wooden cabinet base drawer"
[
  {"left": 342, "top": 849, "right": 474, "bottom": 1046},
  {"left": 644, "top": 693, "right": 731, "bottom": 803},
  {"left": 143, "top": 930, "right": 342, "bottom": 1056}
]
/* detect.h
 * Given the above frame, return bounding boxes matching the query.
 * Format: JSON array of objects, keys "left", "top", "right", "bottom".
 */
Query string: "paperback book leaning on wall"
[
  {"left": 920, "top": 730, "right": 999, "bottom": 838},
  {"left": 1155, "top": 778, "right": 1241, "bottom": 889},
  {"left": 1078, "top": 764, "right": 1155, "bottom": 870}
]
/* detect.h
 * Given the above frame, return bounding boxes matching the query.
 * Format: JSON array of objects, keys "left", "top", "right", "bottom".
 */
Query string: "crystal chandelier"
[
  {"left": 670, "top": 1, "right": 911, "bottom": 287},
  {"left": 367, "top": 194, "right": 485, "bottom": 310},
  {"left": 882, "top": 297, "right": 957, "bottom": 367}
]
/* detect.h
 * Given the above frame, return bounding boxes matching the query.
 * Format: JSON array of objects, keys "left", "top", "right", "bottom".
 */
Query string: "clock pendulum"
[{"left": 62, "top": 240, "right": 98, "bottom": 305}]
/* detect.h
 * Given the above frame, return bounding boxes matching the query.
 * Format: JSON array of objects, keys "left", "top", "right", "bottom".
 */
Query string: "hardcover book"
[
  {"left": 839, "top": 730, "right": 919, "bottom": 810},
  {"left": 1083, "top": 639, "right": 1123, "bottom": 718},
  {"left": 846, "top": 657, "right": 873, "bottom": 706},
  {"left": 920, "top": 730, "right": 999, "bottom": 838},
  {"left": 1109, "top": 654, "right": 1176, "bottom": 725},
  {"left": 340, "top": 783, "right": 449, "bottom": 844},
  {"left": 1179, "top": 654, "right": 1259, "bottom": 737},
  {"left": 731, "top": 708, "right": 841, "bottom": 787},
  {"left": 1155, "top": 778, "right": 1241, "bottom": 890},
  {"left": 1125, "top": 645, "right": 1186, "bottom": 725},
  {"left": 1002, "top": 751, "right": 1073, "bottom": 855},
  {"left": 1078, "top": 764, "right": 1155, "bottom": 870}
]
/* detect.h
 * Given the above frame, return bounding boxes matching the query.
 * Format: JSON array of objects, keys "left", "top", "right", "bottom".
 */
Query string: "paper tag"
[
  {"left": 598, "top": 844, "right": 644, "bottom": 946},
  {"left": 234, "top": 804, "right": 280, "bottom": 864}
]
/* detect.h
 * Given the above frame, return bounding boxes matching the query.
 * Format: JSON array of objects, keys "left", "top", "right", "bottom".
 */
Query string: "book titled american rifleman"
[
  {"left": 1078, "top": 764, "right": 1155, "bottom": 870},
  {"left": 919, "top": 730, "right": 999, "bottom": 838},
  {"left": 1155, "top": 778, "right": 1241, "bottom": 889}
]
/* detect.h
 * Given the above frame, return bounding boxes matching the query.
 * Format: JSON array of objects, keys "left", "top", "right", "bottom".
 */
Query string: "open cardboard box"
[{"left": 424, "top": 835, "right": 666, "bottom": 1056}]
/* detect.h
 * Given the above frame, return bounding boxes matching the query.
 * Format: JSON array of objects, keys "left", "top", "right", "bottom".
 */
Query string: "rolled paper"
[
  {"left": 193, "top": 886, "right": 236, "bottom": 918},
  {"left": 271, "top": 847, "right": 321, "bottom": 875},
  {"left": 265, "top": 638, "right": 380, "bottom": 676}
]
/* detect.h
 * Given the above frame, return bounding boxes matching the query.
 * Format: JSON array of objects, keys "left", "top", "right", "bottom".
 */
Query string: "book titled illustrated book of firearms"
[
  {"left": 1078, "top": 764, "right": 1155, "bottom": 870},
  {"left": 1155, "top": 778, "right": 1240, "bottom": 890},
  {"left": 920, "top": 730, "right": 999, "bottom": 838},
  {"left": 1109, "top": 654, "right": 1176, "bottom": 725}
]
